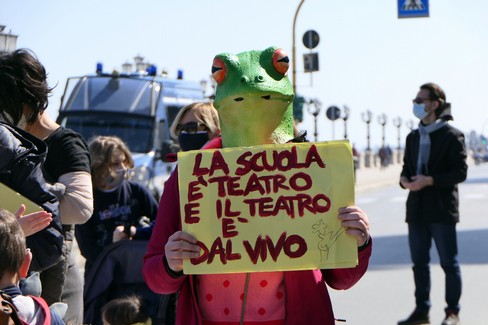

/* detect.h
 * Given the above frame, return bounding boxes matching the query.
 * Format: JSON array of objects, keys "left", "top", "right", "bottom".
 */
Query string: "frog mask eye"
[
  {"left": 211, "top": 57, "right": 226, "bottom": 84},
  {"left": 272, "top": 48, "right": 289, "bottom": 75}
]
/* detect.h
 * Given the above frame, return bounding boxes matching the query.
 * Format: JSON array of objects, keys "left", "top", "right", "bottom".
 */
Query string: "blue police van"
[{"left": 56, "top": 63, "right": 204, "bottom": 198}]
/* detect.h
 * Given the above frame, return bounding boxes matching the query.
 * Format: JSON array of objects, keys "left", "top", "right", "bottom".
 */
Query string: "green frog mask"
[{"left": 212, "top": 46, "right": 295, "bottom": 148}]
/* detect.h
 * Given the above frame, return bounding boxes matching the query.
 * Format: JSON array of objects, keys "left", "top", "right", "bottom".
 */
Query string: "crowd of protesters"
[{"left": 0, "top": 47, "right": 464, "bottom": 325}]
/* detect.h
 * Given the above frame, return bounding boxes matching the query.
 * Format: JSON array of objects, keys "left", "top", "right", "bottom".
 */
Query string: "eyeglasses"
[
  {"left": 175, "top": 121, "right": 209, "bottom": 135},
  {"left": 412, "top": 97, "right": 431, "bottom": 104}
]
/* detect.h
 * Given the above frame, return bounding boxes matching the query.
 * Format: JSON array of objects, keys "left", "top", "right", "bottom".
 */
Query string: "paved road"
[
  {"left": 330, "top": 162, "right": 488, "bottom": 325},
  {"left": 354, "top": 162, "right": 402, "bottom": 194}
]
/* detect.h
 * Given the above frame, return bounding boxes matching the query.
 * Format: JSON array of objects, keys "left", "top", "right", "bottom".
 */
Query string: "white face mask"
[{"left": 413, "top": 103, "right": 428, "bottom": 120}]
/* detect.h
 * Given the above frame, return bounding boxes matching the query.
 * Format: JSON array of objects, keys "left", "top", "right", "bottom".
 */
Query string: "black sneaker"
[
  {"left": 398, "top": 310, "right": 430, "bottom": 325},
  {"left": 441, "top": 312, "right": 460, "bottom": 325}
]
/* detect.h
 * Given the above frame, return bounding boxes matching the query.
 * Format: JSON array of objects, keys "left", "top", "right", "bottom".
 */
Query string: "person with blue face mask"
[
  {"left": 75, "top": 135, "right": 160, "bottom": 324},
  {"left": 76, "top": 136, "right": 159, "bottom": 275},
  {"left": 170, "top": 102, "right": 221, "bottom": 152},
  {"left": 398, "top": 83, "right": 467, "bottom": 325}
]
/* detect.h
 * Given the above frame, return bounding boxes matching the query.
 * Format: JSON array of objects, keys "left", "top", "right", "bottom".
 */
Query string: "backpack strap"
[
  {"left": 28, "top": 296, "right": 51, "bottom": 325},
  {"left": 0, "top": 291, "right": 24, "bottom": 325}
]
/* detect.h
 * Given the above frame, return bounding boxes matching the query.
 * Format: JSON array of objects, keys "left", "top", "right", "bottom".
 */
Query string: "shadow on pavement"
[{"left": 369, "top": 228, "right": 488, "bottom": 270}]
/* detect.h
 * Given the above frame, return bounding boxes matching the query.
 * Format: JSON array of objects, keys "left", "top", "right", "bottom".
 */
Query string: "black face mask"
[{"left": 178, "top": 131, "right": 210, "bottom": 151}]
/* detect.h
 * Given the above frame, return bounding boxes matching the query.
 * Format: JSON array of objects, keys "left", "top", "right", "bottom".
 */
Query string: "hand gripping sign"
[{"left": 178, "top": 140, "right": 357, "bottom": 274}]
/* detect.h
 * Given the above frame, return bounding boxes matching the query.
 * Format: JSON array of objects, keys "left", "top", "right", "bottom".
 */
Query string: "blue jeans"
[{"left": 408, "top": 223, "right": 461, "bottom": 314}]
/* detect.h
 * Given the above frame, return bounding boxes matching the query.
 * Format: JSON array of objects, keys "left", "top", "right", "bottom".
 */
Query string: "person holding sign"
[{"left": 143, "top": 47, "right": 372, "bottom": 325}]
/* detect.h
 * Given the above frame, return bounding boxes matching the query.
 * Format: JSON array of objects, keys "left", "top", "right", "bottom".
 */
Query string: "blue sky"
[{"left": 2, "top": 0, "right": 487, "bottom": 151}]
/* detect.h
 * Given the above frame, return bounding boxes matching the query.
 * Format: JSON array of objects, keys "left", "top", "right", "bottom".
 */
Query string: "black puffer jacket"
[
  {"left": 401, "top": 123, "right": 468, "bottom": 223},
  {"left": 0, "top": 121, "right": 63, "bottom": 271}
]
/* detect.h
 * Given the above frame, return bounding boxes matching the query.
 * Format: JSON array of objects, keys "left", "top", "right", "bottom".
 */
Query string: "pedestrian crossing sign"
[{"left": 398, "top": 0, "right": 429, "bottom": 18}]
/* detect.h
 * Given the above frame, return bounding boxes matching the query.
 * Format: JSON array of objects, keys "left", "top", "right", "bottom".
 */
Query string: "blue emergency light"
[
  {"left": 147, "top": 64, "right": 157, "bottom": 76},
  {"left": 96, "top": 62, "right": 103, "bottom": 74}
]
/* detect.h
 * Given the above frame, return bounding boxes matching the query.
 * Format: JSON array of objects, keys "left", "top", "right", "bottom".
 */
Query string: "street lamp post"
[
  {"left": 200, "top": 78, "right": 216, "bottom": 100},
  {"left": 378, "top": 113, "right": 387, "bottom": 148},
  {"left": 342, "top": 105, "right": 350, "bottom": 139},
  {"left": 378, "top": 113, "right": 388, "bottom": 167},
  {"left": 393, "top": 116, "right": 402, "bottom": 163},
  {"left": 200, "top": 79, "right": 208, "bottom": 97},
  {"left": 361, "top": 110, "right": 373, "bottom": 167},
  {"left": 307, "top": 99, "right": 322, "bottom": 142},
  {"left": 0, "top": 25, "right": 18, "bottom": 54},
  {"left": 292, "top": 0, "right": 306, "bottom": 95}
]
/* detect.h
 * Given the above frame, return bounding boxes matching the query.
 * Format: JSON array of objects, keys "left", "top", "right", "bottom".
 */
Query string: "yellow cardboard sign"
[
  {"left": 0, "top": 182, "right": 44, "bottom": 215},
  {"left": 178, "top": 140, "right": 356, "bottom": 274}
]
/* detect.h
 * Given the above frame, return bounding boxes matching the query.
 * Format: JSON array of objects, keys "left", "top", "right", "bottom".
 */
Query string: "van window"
[
  {"left": 60, "top": 113, "right": 153, "bottom": 153},
  {"left": 64, "top": 76, "right": 159, "bottom": 115}
]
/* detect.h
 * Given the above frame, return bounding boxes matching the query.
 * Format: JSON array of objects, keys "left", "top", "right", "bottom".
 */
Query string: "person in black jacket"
[
  {"left": 0, "top": 122, "right": 64, "bottom": 273},
  {"left": 0, "top": 49, "right": 93, "bottom": 324},
  {"left": 398, "top": 83, "right": 467, "bottom": 325}
]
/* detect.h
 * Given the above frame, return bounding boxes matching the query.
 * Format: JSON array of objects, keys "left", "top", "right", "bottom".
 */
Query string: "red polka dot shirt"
[{"left": 197, "top": 272, "right": 286, "bottom": 325}]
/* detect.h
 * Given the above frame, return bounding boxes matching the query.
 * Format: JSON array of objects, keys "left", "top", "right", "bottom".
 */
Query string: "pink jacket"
[{"left": 143, "top": 138, "right": 372, "bottom": 325}]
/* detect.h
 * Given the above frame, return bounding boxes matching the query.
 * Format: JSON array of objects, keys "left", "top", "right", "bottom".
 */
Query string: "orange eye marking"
[
  {"left": 212, "top": 58, "right": 226, "bottom": 84},
  {"left": 272, "top": 48, "right": 290, "bottom": 75}
]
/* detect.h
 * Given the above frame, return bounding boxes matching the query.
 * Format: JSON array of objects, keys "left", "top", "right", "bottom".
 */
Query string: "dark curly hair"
[{"left": 0, "top": 48, "right": 54, "bottom": 125}]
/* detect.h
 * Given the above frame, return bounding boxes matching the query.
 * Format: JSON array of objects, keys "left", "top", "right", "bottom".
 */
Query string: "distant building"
[{"left": 0, "top": 25, "right": 18, "bottom": 54}]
